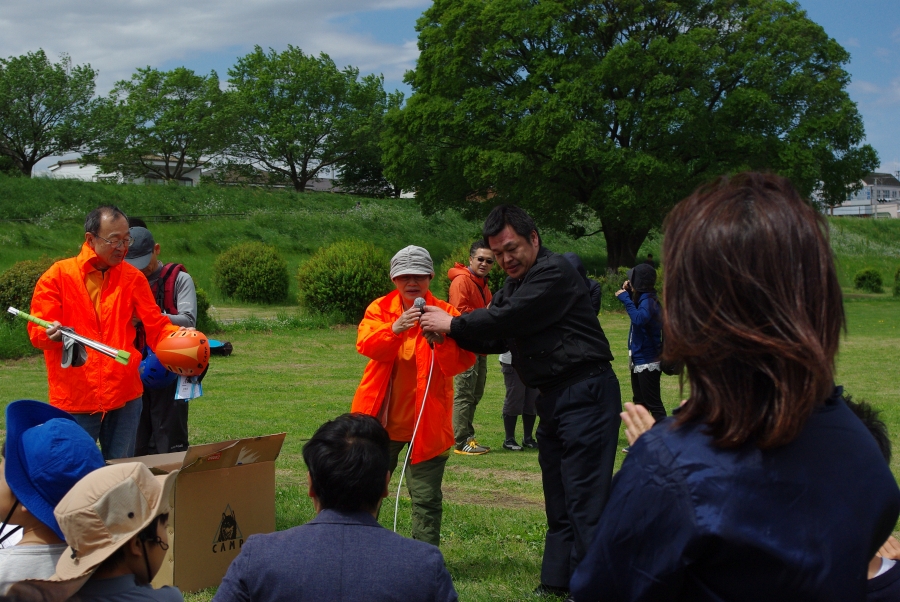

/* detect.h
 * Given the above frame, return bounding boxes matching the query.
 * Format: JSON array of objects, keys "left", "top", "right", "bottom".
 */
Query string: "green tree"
[
  {"left": 0, "top": 50, "right": 96, "bottom": 177},
  {"left": 84, "top": 67, "right": 228, "bottom": 183},
  {"left": 386, "top": 0, "right": 879, "bottom": 268},
  {"left": 336, "top": 90, "right": 405, "bottom": 197},
  {"left": 226, "top": 46, "right": 388, "bottom": 192}
]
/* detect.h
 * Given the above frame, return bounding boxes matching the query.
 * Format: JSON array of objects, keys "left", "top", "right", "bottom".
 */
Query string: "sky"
[{"left": 0, "top": 0, "right": 896, "bottom": 176}]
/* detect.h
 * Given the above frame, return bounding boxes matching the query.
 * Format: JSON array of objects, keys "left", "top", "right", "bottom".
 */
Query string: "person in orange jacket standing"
[
  {"left": 28, "top": 205, "right": 181, "bottom": 460},
  {"left": 448, "top": 240, "right": 494, "bottom": 455},
  {"left": 351, "top": 245, "right": 475, "bottom": 547}
]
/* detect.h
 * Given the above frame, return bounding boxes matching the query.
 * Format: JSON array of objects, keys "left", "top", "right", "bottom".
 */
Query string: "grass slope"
[{"left": 1, "top": 301, "right": 897, "bottom": 601}]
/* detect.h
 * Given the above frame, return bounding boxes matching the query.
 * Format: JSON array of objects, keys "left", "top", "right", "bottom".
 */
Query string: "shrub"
[
  {"left": 434, "top": 243, "right": 507, "bottom": 301},
  {"left": 194, "top": 287, "right": 221, "bottom": 334},
  {"left": 0, "top": 319, "right": 39, "bottom": 360},
  {"left": 213, "top": 242, "right": 289, "bottom": 303},
  {"left": 296, "top": 240, "right": 392, "bottom": 323},
  {"left": 0, "top": 257, "right": 55, "bottom": 322},
  {"left": 894, "top": 267, "right": 900, "bottom": 297},
  {"left": 854, "top": 268, "right": 884, "bottom": 294}
]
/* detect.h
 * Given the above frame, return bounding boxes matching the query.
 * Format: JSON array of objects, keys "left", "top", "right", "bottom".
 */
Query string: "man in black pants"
[
  {"left": 127, "top": 225, "right": 198, "bottom": 455},
  {"left": 421, "top": 205, "right": 621, "bottom": 598}
]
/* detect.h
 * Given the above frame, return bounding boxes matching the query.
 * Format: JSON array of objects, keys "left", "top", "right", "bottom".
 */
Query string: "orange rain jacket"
[
  {"left": 351, "top": 290, "right": 475, "bottom": 464},
  {"left": 448, "top": 263, "right": 492, "bottom": 314},
  {"left": 28, "top": 243, "right": 180, "bottom": 414}
]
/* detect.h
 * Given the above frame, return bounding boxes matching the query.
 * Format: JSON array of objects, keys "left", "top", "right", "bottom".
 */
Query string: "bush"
[
  {"left": 194, "top": 287, "right": 221, "bottom": 334},
  {"left": 0, "top": 257, "right": 55, "bottom": 321},
  {"left": 0, "top": 319, "right": 39, "bottom": 360},
  {"left": 854, "top": 268, "right": 884, "bottom": 294},
  {"left": 434, "top": 243, "right": 507, "bottom": 301},
  {"left": 894, "top": 267, "right": 900, "bottom": 297},
  {"left": 213, "top": 243, "right": 289, "bottom": 303},
  {"left": 296, "top": 240, "right": 392, "bottom": 323}
]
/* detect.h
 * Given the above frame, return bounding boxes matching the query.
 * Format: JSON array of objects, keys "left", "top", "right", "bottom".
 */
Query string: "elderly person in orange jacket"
[
  {"left": 351, "top": 245, "right": 475, "bottom": 547},
  {"left": 28, "top": 205, "right": 180, "bottom": 460}
]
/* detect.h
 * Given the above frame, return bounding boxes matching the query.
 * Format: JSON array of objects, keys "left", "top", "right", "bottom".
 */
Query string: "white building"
[
  {"left": 830, "top": 172, "right": 900, "bottom": 218},
  {"left": 47, "top": 157, "right": 203, "bottom": 186}
]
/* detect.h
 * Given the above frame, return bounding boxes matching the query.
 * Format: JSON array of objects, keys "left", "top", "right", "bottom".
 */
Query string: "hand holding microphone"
[
  {"left": 392, "top": 305, "right": 422, "bottom": 335},
  {"left": 415, "top": 298, "right": 445, "bottom": 347}
]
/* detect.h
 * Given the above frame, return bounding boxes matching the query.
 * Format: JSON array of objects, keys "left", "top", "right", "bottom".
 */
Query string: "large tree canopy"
[
  {"left": 226, "top": 46, "right": 388, "bottom": 192},
  {"left": 385, "top": 0, "right": 879, "bottom": 268},
  {"left": 85, "top": 67, "right": 228, "bottom": 183},
  {"left": 0, "top": 50, "right": 96, "bottom": 177}
]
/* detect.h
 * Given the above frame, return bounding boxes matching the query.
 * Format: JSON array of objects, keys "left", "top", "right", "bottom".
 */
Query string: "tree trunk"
[
  {"left": 21, "top": 161, "right": 34, "bottom": 177},
  {"left": 603, "top": 223, "right": 651, "bottom": 272}
]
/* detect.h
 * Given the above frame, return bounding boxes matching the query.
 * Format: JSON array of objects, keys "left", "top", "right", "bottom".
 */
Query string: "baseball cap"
[
  {"left": 4, "top": 400, "right": 105, "bottom": 540},
  {"left": 124, "top": 227, "right": 156, "bottom": 270}
]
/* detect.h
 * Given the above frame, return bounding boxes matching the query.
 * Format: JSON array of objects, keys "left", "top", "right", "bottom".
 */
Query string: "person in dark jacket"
[
  {"left": 570, "top": 172, "right": 900, "bottom": 602},
  {"left": 213, "top": 414, "right": 458, "bottom": 602},
  {"left": 562, "top": 252, "right": 601, "bottom": 315},
  {"left": 421, "top": 205, "right": 620, "bottom": 598},
  {"left": 616, "top": 264, "right": 665, "bottom": 422}
]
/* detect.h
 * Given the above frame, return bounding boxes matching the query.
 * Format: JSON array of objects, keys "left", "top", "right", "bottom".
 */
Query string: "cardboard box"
[{"left": 112, "top": 433, "right": 286, "bottom": 592}]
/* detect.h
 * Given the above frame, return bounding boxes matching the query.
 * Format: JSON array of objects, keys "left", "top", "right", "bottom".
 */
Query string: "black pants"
[
  {"left": 134, "top": 381, "right": 190, "bottom": 456},
  {"left": 630, "top": 368, "right": 666, "bottom": 422},
  {"left": 536, "top": 366, "right": 622, "bottom": 588}
]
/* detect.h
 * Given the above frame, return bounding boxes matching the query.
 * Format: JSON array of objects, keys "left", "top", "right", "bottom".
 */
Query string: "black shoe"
[
  {"left": 533, "top": 583, "right": 569, "bottom": 598},
  {"left": 502, "top": 439, "right": 523, "bottom": 451},
  {"left": 522, "top": 437, "right": 538, "bottom": 449}
]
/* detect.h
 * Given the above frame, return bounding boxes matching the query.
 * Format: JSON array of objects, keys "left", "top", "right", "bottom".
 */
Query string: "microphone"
[{"left": 414, "top": 297, "right": 433, "bottom": 348}]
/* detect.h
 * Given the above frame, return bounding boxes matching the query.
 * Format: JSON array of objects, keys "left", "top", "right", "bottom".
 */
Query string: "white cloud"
[
  {"left": 849, "top": 78, "right": 900, "bottom": 106},
  {"left": 844, "top": 37, "right": 860, "bottom": 48},
  {"left": 0, "top": 0, "right": 426, "bottom": 92}
]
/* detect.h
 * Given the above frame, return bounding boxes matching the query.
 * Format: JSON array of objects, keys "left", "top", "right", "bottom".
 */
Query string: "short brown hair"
[{"left": 662, "top": 172, "right": 843, "bottom": 449}]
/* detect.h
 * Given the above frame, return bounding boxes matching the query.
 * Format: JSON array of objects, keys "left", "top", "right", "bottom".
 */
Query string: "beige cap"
[
  {"left": 390, "top": 245, "right": 434, "bottom": 279},
  {"left": 7, "top": 463, "right": 177, "bottom": 600}
]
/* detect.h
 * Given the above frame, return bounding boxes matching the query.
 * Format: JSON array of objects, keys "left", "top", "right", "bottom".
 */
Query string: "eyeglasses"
[
  {"left": 474, "top": 256, "right": 495, "bottom": 265},
  {"left": 92, "top": 234, "right": 134, "bottom": 249}
]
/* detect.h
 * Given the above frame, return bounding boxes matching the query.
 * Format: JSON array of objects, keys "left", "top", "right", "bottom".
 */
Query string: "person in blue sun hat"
[{"left": 0, "top": 399, "right": 105, "bottom": 591}]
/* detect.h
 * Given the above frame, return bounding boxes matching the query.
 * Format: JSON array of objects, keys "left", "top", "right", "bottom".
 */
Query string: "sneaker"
[
  {"left": 502, "top": 439, "right": 523, "bottom": 451},
  {"left": 522, "top": 437, "right": 538, "bottom": 449},
  {"left": 622, "top": 446, "right": 631, "bottom": 454},
  {"left": 455, "top": 439, "right": 490, "bottom": 455}
]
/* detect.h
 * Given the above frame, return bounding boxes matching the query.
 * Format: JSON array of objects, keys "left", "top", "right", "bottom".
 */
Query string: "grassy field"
[{"left": 1, "top": 300, "right": 898, "bottom": 601}]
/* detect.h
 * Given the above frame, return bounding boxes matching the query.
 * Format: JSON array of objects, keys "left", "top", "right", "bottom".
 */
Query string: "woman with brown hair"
[{"left": 570, "top": 173, "right": 900, "bottom": 601}]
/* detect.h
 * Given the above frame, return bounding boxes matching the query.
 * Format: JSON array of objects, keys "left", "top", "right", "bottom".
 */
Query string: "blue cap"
[{"left": 5, "top": 400, "right": 106, "bottom": 540}]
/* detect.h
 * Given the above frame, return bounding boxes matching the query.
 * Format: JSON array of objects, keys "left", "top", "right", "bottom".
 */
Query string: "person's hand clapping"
[
  {"left": 419, "top": 306, "right": 453, "bottom": 335},
  {"left": 621, "top": 402, "right": 657, "bottom": 446},
  {"left": 393, "top": 306, "right": 422, "bottom": 335}
]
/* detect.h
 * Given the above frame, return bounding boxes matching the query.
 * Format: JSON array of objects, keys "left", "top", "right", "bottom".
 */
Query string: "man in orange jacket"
[
  {"left": 448, "top": 240, "right": 494, "bottom": 455},
  {"left": 351, "top": 245, "right": 475, "bottom": 547},
  {"left": 28, "top": 205, "right": 180, "bottom": 460}
]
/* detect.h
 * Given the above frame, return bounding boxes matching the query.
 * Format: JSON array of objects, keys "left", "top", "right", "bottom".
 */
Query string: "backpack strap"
[{"left": 154, "top": 263, "right": 186, "bottom": 316}]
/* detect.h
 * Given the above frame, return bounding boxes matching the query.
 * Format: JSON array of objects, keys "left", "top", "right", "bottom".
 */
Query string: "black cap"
[{"left": 124, "top": 227, "right": 155, "bottom": 270}]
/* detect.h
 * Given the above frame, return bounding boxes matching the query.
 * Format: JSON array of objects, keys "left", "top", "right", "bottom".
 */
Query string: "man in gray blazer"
[{"left": 213, "top": 413, "right": 458, "bottom": 602}]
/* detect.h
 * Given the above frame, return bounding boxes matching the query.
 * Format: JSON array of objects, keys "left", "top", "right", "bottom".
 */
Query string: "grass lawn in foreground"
[{"left": 0, "top": 300, "right": 898, "bottom": 600}]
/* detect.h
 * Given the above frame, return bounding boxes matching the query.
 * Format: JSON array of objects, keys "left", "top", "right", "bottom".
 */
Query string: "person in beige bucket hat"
[{"left": 7, "top": 462, "right": 181, "bottom": 602}]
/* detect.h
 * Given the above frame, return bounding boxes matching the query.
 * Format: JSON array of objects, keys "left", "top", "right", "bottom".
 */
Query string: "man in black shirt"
[{"left": 421, "top": 205, "right": 621, "bottom": 597}]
